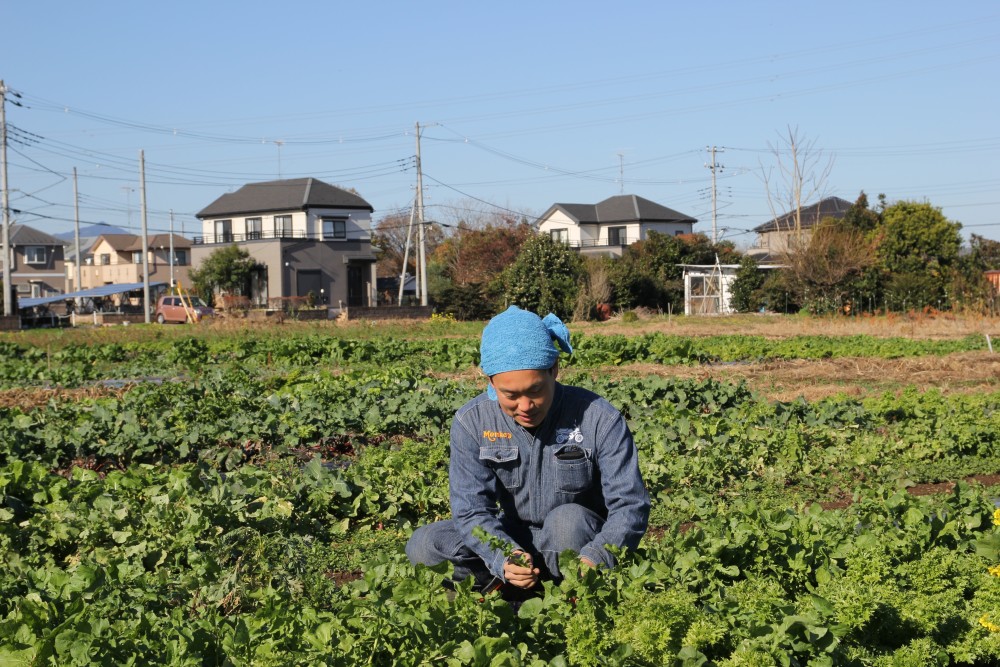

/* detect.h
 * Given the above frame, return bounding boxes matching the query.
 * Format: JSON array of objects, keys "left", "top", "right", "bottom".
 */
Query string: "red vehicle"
[{"left": 154, "top": 295, "right": 215, "bottom": 324}]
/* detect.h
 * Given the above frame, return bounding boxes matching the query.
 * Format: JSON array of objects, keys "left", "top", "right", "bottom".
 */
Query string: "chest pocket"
[
  {"left": 552, "top": 444, "right": 594, "bottom": 494},
  {"left": 480, "top": 445, "right": 521, "bottom": 489}
]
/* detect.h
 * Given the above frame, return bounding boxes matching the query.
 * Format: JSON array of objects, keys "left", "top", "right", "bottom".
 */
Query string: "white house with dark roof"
[
  {"left": 535, "top": 194, "right": 697, "bottom": 257},
  {"left": 193, "top": 178, "right": 377, "bottom": 309},
  {"left": 1, "top": 224, "right": 68, "bottom": 299},
  {"left": 747, "top": 196, "right": 854, "bottom": 261}
]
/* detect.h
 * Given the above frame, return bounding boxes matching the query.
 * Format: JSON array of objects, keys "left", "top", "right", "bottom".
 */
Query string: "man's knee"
[
  {"left": 540, "top": 504, "right": 603, "bottom": 553},
  {"left": 406, "top": 521, "right": 454, "bottom": 566}
]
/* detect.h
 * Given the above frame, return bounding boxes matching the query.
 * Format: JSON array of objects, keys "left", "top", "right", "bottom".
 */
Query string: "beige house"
[
  {"left": 193, "top": 178, "right": 377, "bottom": 309},
  {"left": 75, "top": 233, "right": 192, "bottom": 290},
  {"left": 2, "top": 224, "right": 68, "bottom": 299},
  {"left": 747, "top": 196, "right": 853, "bottom": 261},
  {"left": 535, "top": 194, "right": 697, "bottom": 258}
]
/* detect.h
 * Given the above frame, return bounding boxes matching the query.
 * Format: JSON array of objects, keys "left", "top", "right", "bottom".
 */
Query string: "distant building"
[
  {"left": 1, "top": 224, "right": 68, "bottom": 299},
  {"left": 535, "top": 194, "right": 697, "bottom": 258},
  {"left": 193, "top": 178, "right": 377, "bottom": 309},
  {"left": 747, "top": 196, "right": 854, "bottom": 261},
  {"left": 73, "top": 233, "right": 192, "bottom": 291}
]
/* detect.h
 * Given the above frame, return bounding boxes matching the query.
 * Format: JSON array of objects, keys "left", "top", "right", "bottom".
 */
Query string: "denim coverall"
[{"left": 406, "top": 382, "right": 650, "bottom": 586}]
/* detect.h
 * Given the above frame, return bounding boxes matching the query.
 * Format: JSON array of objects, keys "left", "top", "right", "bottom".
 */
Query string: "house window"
[
  {"left": 30, "top": 283, "right": 43, "bottom": 298},
  {"left": 215, "top": 219, "right": 233, "bottom": 243},
  {"left": 323, "top": 218, "right": 347, "bottom": 240},
  {"left": 25, "top": 246, "right": 46, "bottom": 264},
  {"left": 173, "top": 250, "right": 189, "bottom": 266},
  {"left": 245, "top": 217, "right": 262, "bottom": 240},
  {"left": 132, "top": 251, "right": 143, "bottom": 264},
  {"left": 274, "top": 215, "right": 293, "bottom": 237},
  {"left": 99, "top": 253, "right": 111, "bottom": 266},
  {"left": 550, "top": 229, "right": 568, "bottom": 244},
  {"left": 608, "top": 226, "right": 627, "bottom": 246}
]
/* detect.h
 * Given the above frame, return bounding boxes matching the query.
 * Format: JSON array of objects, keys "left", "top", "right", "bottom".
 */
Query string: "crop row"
[
  {"left": 0, "top": 331, "right": 987, "bottom": 388},
  {"left": 2, "top": 368, "right": 999, "bottom": 511},
  {"left": 3, "top": 453, "right": 999, "bottom": 664}
]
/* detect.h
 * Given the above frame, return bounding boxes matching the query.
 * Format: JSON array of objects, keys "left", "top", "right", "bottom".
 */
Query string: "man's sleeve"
[
  {"left": 579, "top": 410, "right": 650, "bottom": 568},
  {"left": 449, "top": 410, "right": 521, "bottom": 581}
]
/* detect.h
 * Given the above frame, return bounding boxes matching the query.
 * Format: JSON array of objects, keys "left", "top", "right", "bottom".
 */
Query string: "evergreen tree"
[
  {"left": 499, "top": 234, "right": 584, "bottom": 318},
  {"left": 730, "top": 256, "right": 765, "bottom": 313}
]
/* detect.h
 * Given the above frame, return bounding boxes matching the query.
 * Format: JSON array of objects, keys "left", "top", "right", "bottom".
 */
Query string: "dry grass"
[
  {"left": 574, "top": 311, "right": 1000, "bottom": 341},
  {"left": 585, "top": 351, "right": 1000, "bottom": 402}
]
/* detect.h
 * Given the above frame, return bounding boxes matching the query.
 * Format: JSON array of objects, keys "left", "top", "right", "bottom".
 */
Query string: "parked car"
[{"left": 154, "top": 295, "right": 215, "bottom": 324}]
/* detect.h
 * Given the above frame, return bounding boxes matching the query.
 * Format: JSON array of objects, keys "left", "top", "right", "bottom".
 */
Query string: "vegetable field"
[{"left": 2, "top": 316, "right": 1000, "bottom": 666}]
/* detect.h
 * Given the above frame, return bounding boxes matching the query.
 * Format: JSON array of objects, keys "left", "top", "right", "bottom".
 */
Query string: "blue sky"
[{"left": 3, "top": 1, "right": 999, "bottom": 246}]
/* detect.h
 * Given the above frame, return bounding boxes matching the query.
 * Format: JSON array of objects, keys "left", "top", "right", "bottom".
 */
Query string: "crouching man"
[{"left": 406, "top": 305, "right": 650, "bottom": 596}]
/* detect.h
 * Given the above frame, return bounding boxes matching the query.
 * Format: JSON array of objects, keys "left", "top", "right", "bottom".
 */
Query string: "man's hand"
[
  {"left": 579, "top": 556, "right": 597, "bottom": 569},
  {"left": 504, "top": 551, "right": 540, "bottom": 589}
]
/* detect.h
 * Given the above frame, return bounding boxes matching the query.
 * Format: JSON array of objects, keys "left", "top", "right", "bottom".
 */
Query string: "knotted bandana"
[{"left": 480, "top": 305, "right": 573, "bottom": 400}]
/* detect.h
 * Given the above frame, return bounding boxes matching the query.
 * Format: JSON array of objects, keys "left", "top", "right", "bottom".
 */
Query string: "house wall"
[
  {"left": 641, "top": 222, "right": 694, "bottom": 239},
  {"left": 190, "top": 238, "right": 376, "bottom": 308},
  {"left": 306, "top": 208, "right": 372, "bottom": 238},
  {"left": 756, "top": 228, "right": 813, "bottom": 256},
  {"left": 201, "top": 208, "right": 372, "bottom": 242},
  {"left": 10, "top": 244, "right": 66, "bottom": 297},
  {"left": 537, "top": 210, "right": 585, "bottom": 245},
  {"left": 80, "top": 241, "right": 191, "bottom": 290}
]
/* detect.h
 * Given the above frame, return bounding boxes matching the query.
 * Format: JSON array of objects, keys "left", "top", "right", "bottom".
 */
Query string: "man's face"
[{"left": 490, "top": 365, "right": 558, "bottom": 429}]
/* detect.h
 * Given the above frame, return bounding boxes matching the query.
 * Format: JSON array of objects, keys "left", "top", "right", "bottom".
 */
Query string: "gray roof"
[
  {"left": 538, "top": 194, "right": 697, "bottom": 226},
  {"left": 64, "top": 236, "right": 100, "bottom": 262},
  {"left": 197, "top": 178, "right": 374, "bottom": 219},
  {"left": 753, "top": 196, "right": 854, "bottom": 233},
  {"left": 10, "top": 224, "right": 67, "bottom": 246}
]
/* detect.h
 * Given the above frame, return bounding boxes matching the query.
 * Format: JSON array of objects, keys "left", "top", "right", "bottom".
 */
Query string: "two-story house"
[
  {"left": 535, "top": 194, "right": 697, "bottom": 258},
  {"left": 2, "top": 224, "right": 68, "bottom": 299},
  {"left": 79, "top": 233, "right": 192, "bottom": 290},
  {"left": 746, "top": 196, "right": 854, "bottom": 261},
  {"left": 193, "top": 178, "right": 377, "bottom": 309}
]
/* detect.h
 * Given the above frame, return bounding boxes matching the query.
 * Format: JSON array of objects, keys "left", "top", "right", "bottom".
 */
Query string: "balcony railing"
[
  {"left": 193, "top": 230, "right": 372, "bottom": 244},
  {"left": 559, "top": 236, "right": 636, "bottom": 249}
]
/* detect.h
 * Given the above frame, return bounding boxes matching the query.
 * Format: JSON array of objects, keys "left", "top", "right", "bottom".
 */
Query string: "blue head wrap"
[{"left": 480, "top": 305, "right": 573, "bottom": 400}]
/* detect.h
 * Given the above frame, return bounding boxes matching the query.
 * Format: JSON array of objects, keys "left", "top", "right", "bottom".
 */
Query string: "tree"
[
  {"left": 499, "top": 234, "right": 584, "bottom": 318},
  {"left": 729, "top": 256, "right": 766, "bottom": 313},
  {"left": 188, "top": 245, "right": 260, "bottom": 303},
  {"left": 430, "top": 222, "right": 534, "bottom": 319},
  {"left": 872, "top": 201, "right": 961, "bottom": 311},
  {"left": 372, "top": 211, "right": 445, "bottom": 282},
  {"left": 760, "top": 126, "right": 835, "bottom": 244},
  {"left": 434, "top": 222, "right": 533, "bottom": 288},
  {"left": 969, "top": 234, "right": 1000, "bottom": 271},
  {"left": 841, "top": 191, "right": 883, "bottom": 233},
  {"left": 608, "top": 231, "right": 737, "bottom": 313},
  {"left": 781, "top": 220, "right": 876, "bottom": 314}
]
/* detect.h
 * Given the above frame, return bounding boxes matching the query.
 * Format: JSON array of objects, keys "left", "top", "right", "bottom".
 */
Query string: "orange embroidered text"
[{"left": 483, "top": 430, "right": 513, "bottom": 442}]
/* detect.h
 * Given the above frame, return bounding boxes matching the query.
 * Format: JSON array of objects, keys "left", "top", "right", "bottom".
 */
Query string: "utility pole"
[
  {"left": 0, "top": 80, "right": 11, "bottom": 316},
  {"left": 617, "top": 152, "right": 625, "bottom": 195},
  {"left": 398, "top": 199, "right": 416, "bottom": 307},
  {"left": 705, "top": 146, "right": 724, "bottom": 244},
  {"left": 169, "top": 209, "right": 175, "bottom": 288},
  {"left": 414, "top": 122, "right": 428, "bottom": 307},
  {"left": 73, "top": 167, "right": 82, "bottom": 301},
  {"left": 138, "top": 150, "right": 150, "bottom": 323}
]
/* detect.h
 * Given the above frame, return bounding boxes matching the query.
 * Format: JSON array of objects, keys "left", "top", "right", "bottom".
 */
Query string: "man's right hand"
[{"left": 504, "top": 551, "right": 540, "bottom": 589}]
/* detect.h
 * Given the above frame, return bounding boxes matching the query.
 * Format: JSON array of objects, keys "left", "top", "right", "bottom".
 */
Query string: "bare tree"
[
  {"left": 372, "top": 209, "right": 445, "bottom": 279},
  {"left": 760, "top": 126, "right": 835, "bottom": 244},
  {"left": 783, "top": 220, "right": 875, "bottom": 313},
  {"left": 432, "top": 198, "right": 531, "bottom": 231}
]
